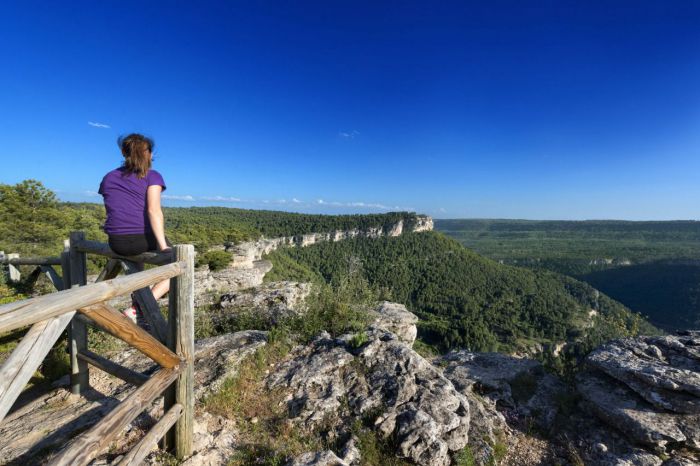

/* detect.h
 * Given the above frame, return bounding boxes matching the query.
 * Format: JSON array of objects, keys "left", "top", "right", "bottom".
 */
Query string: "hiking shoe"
[{"left": 122, "top": 306, "right": 137, "bottom": 324}]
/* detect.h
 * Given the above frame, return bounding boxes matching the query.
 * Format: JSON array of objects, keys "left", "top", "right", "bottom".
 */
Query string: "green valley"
[{"left": 435, "top": 219, "right": 700, "bottom": 331}]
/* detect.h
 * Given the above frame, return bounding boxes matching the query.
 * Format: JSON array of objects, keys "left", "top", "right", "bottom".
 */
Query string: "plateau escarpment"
[{"left": 192, "top": 215, "right": 433, "bottom": 302}]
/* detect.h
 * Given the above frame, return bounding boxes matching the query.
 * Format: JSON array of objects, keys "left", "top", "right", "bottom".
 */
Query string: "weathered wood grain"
[
  {"left": 41, "top": 265, "right": 64, "bottom": 291},
  {"left": 164, "top": 244, "right": 195, "bottom": 458},
  {"left": 69, "top": 231, "right": 90, "bottom": 395},
  {"left": 0, "top": 256, "right": 62, "bottom": 266},
  {"left": 48, "top": 366, "right": 180, "bottom": 466},
  {"left": 95, "top": 259, "right": 122, "bottom": 283},
  {"left": 0, "top": 311, "right": 75, "bottom": 423},
  {"left": 77, "top": 349, "right": 149, "bottom": 386},
  {"left": 117, "top": 403, "right": 183, "bottom": 466},
  {"left": 78, "top": 303, "right": 182, "bottom": 369},
  {"left": 0, "top": 261, "right": 185, "bottom": 333}
]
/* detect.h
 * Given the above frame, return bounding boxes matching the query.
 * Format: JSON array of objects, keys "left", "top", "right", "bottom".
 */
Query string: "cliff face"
[
  {"left": 229, "top": 214, "right": 432, "bottom": 270},
  {"left": 191, "top": 214, "right": 432, "bottom": 304}
]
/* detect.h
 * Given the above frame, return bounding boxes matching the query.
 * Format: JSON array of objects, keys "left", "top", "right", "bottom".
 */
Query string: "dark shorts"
[{"left": 108, "top": 233, "right": 171, "bottom": 256}]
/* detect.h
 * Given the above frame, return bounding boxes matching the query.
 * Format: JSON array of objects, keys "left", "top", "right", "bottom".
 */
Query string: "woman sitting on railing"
[{"left": 98, "top": 133, "right": 171, "bottom": 326}]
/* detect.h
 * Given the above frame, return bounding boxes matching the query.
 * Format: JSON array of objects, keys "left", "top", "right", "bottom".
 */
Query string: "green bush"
[{"left": 197, "top": 250, "right": 232, "bottom": 271}]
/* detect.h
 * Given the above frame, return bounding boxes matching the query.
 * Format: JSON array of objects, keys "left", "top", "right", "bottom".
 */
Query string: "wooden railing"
[{"left": 0, "top": 232, "right": 195, "bottom": 465}]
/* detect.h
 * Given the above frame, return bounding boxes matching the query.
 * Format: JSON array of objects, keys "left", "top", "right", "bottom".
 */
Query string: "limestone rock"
[
  {"left": 194, "top": 260, "right": 273, "bottom": 305},
  {"left": 577, "top": 331, "right": 700, "bottom": 462},
  {"left": 178, "top": 412, "right": 238, "bottom": 466},
  {"left": 267, "top": 328, "right": 469, "bottom": 466},
  {"left": 436, "top": 351, "right": 565, "bottom": 431},
  {"left": 606, "top": 450, "right": 663, "bottom": 466},
  {"left": 287, "top": 450, "right": 349, "bottom": 466},
  {"left": 413, "top": 215, "right": 434, "bottom": 232},
  {"left": 368, "top": 301, "right": 418, "bottom": 346},
  {"left": 194, "top": 330, "right": 268, "bottom": 399},
  {"left": 218, "top": 281, "right": 311, "bottom": 325},
  {"left": 586, "top": 336, "right": 700, "bottom": 413}
]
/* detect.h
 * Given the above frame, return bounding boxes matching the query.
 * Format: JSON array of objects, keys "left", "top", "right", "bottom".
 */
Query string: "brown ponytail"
[{"left": 118, "top": 133, "right": 154, "bottom": 179}]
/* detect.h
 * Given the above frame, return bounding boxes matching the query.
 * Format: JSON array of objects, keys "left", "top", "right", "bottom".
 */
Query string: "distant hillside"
[
  {"left": 264, "top": 231, "right": 658, "bottom": 356},
  {"left": 435, "top": 219, "right": 700, "bottom": 272},
  {"left": 0, "top": 179, "right": 424, "bottom": 270},
  {"left": 435, "top": 219, "right": 700, "bottom": 332}
]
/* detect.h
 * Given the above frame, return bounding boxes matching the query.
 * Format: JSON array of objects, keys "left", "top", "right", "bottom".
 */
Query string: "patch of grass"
[
  {"left": 349, "top": 331, "right": 368, "bottom": 349},
  {"left": 204, "top": 324, "right": 326, "bottom": 462},
  {"left": 227, "top": 444, "right": 287, "bottom": 466},
  {"left": 453, "top": 446, "right": 477, "bottom": 466},
  {"left": 194, "top": 306, "right": 216, "bottom": 339},
  {"left": 217, "top": 306, "right": 274, "bottom": 333},
  {"left": 285, "top": 282, "right": 375, "bottom": 344},
  {"left": 39, "top": 346, "right": 70, "bottom": 381},
  {"left": 88, "top": 326, "right": 127, "bottom": 356},
  {"left": 0, "top": 327, "right": 29, "bottom": 364},
  {"left": 491, "top": 439, "right": 508, "bottom": 465},
  {"left": 152, "top": 450, "right": 179, "bottom": 465},
  {"left": 0, "top": 283, "right": 28, "bottom": 305},
  {"left": 203, "top": 326, "right": 292, "bottom": 420},
  {"left": 350, "top": 419, "right": 413, "bottom": 466}
]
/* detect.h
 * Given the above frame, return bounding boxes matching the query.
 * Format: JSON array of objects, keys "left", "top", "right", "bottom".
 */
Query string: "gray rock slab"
[{"left": 267, "top": 328, "right": 469, "bottom": 466}]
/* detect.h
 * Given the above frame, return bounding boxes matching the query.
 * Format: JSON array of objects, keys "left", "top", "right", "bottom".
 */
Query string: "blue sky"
[{"left": 1, "top": 1, "right": 699, "bottom": 219}]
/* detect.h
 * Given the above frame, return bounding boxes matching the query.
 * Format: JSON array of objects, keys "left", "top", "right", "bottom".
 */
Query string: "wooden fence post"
[
  {"left": 7, "top": 253, "right": 20, "bottom": 282},
  {"left": 68, "top": 232, "right": 89, "bottom": 395},
  {"left": 164, "top": 244, "right": 194, "bottom": 458}
]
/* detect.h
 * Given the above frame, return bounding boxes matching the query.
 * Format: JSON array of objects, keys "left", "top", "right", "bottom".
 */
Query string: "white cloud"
[
  {"left": 339, "top": 130, "right": 360, "bottom": 139},
  {"left": 201, "top": 195, "right": 242, "bottom": 202},
  {"left": 84, "top": 190, "right": 100, "bottom": 197},
  {"left": 88, "top": 121, "right": 111, "bottom": 129},
  {"left": 292, "top": 198, "right": 302, "bottom": 203},
  {"left": 162, "top": 194, "right": 195, "bottom": 201},
  {"left": 439, "top": 207, "right": 446, "bottom": 213},
  {"left": 315, "top": 198, "right": 413, "bottom": 211}
]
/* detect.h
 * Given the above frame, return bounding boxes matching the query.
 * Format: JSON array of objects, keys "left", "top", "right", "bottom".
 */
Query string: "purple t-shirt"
[{"left": 98, "top": 167, "right": 167, "bottom": 235}]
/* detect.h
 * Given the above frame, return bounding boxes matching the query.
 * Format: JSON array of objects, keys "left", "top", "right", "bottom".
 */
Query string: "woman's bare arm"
[{"left": 147, "top": 185, "right": 169, "bottom": 251}]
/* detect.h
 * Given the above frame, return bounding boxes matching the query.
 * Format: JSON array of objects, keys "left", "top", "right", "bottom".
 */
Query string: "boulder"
[
  {"left": 368, "top": 301, "right": 418, "bottom": 346},
  {"left": 218, "top": 281, "right": 311, "bottom": 325},
  {"left": 436, "top": 351, "right": 565, "bottom": 431},
  {"left": 577, "top": 331, "right": 700, "bottom": 462},
  {"left": 266, "top": 328, "right": 470, "bottom": 466}
]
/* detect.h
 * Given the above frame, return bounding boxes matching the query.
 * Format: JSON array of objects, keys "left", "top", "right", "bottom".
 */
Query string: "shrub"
[
  {"left": 197, "top": 250, "right": 232, "bottom": 271},
  {"left": 349, "top": 331, "right": 369, "bottom": 349}
]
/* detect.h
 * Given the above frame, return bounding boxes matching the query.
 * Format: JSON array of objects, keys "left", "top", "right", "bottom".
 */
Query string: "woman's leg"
[
  {"left": 151, "top": 279, "right": 170, "bottom": 300},
  {"left": 145, "top": 233, "right": 172, "bottom": 300}
]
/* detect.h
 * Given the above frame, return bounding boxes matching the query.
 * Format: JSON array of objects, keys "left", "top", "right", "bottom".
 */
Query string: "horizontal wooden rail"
[
  {"left": 117, "top": 403, "right": 183, "bottom": 466},
  {"left": 77, "top": 349, "right": 149, "bottom": 386},
  {"left": 0, "top": 261, "right": 185, "bottom": 334},
  {"left": 79, "top": 303, "right": 181, "bottom": 368},
  {"left": 0, "top": 256, "right": 62, "bottom": 266},
  {"left": 75, "top": 239, "right": 174, "bottom": 265},
  {"left": 49, "top": 366, "right": 180, "bottom": 466}
]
